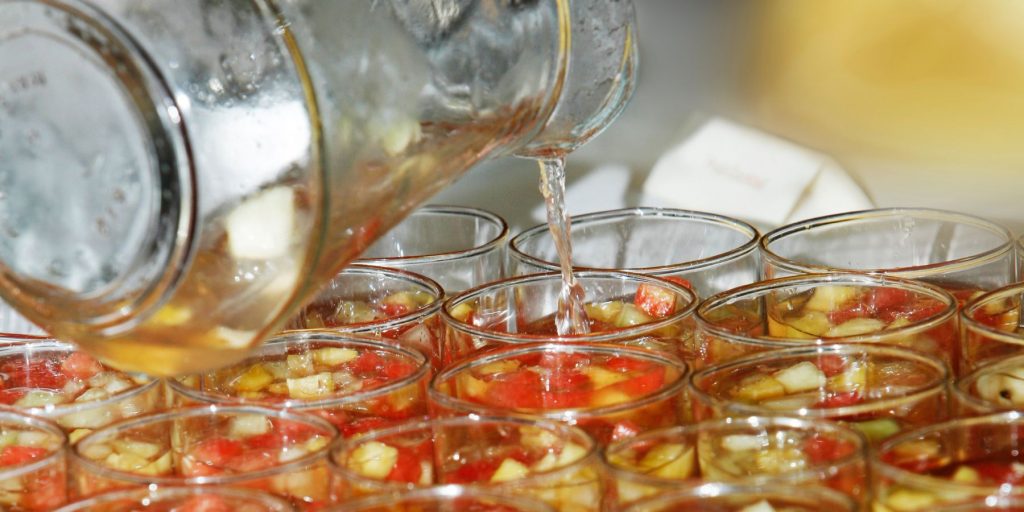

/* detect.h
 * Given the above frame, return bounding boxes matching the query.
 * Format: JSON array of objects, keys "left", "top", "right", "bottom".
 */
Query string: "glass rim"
[
  {"left": 71, "top": 404, "right": 338, "bottom": 486},
  {"left": 759, "top": 207, "right": 1015, "bottom": 278},
  {"left": 960, "top": 282, "right": 1024, "bottom": 346},
  {"left": 696, "top": 272, "right": 958, "bottom": 348},
  {"left": 329, "top": 483, "right": 556, "bottom": 512},
  {"left": 356, "top": 205, "right": 509, "bottom": 264},
  {"left": 429, "top": 342, "right": 690, "bottom": 419},
  {"left": 53, "top": 485, "right": 297, "bottom": 511},
  {"left": 509, "top": 207, "right": 761, "bottom": 275},
  {"left": 0, "top": 340, "right": 162, "bottom": 416},
  {"left": 873, "top": 411, "right": 1024, "bottom": 492},
  {"left": 168, "top": 331, "right": 430, "bottom": 409},
  {"left": 602, "top": 415, "right": 867, "bottom": 488},
  {"left": 688, "top": 343, "right": 950, "bottom": 419},
  {"left": 441, "top": 270, "right": 699, "bottom": 344},
  {"left": 0, "top": 409, "right": 66, "bottom": 481},
  {"left": 329, "top": 414, "right": 598, "bottom": 492},
  {"left": 620, "top": 481, "right": 858, "bottom": 511},
  {"left": 953, "top": 353, "right": 1024, "bottom": 414},
  {"left": 930, "top": 497, "right": 1024, "bottom": 511},
  {"left": 285, "top": 264, "right": 444, "bottom": 335}
]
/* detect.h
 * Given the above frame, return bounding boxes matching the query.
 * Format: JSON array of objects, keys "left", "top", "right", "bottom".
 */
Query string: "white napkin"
[{"left": 641, "top": 117, "right": 873, "bottom": 229}]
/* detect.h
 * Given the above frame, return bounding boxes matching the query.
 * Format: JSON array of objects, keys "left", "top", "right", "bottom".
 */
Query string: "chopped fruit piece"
[
  {"left": 735, "top": 376, "right": 786, "bottom": 402},
  {"left": 287, "top": 372, "right": 334, "bottom": 400},
  {"left": 233, "top": 364, "right": 274, "bottom": 392},
  {"left": 884, "top": 489, "right": 936, "bottom": 511},
  {"left": 827, "top": 317, "right": 886, "bottom": 337},
  {"left": 449, "top": 303, "right": 475, "bottom": 323},
  {"left": 0, "top": 445, "right": 49, "bottom": 467},
  {"left": 313, "top": 348, "right": 358, "bottom": 366},
  {"left": 615, "top": 304, "right": 654, "bottom": 328},
  {"left": 225, "top": 187, "right": 295, "bottom": 260},
  {"left": 349, "top": 441, "right": 399, "bottom": 479},
  {"left": 490, "top": 458, "right": 530, "bottom": 482},
  {"left": 61, "top": 353, "right": 104, "bottom": 380},
  {"left": 639, "top": 443, "right": 695, "bottom": 479},
  {"left": 828, "top": 363, "right": 867, "bottom": 391},
  {"left": 585, "top": 366, "right": 628, "bottom": 389},
  {"left": 286, "top": 353, "right": 314, "bottom": 377},
  {"left": 228, "top": 415, "right": 271, "bottom": 438},
  {"left": 851, "top": 419, "right": 901, "bottom": 444},
  {"left": 722, "top": 435, "right": 764, "bottom": 452},
  {"left": 951, "top": 465, "right": 981, "bottom": 483},
  {"left": 634, "top": 283, "right": 677, "bottom": 318},
  {"left": 805, "top": 286, "right": 858, "bottom": 312},
  {"left": 585, "top": 301, "right": 624, "bottom": 324},
  {"left": 772, "top": 361, "right": 826, "bottom": 394},
  {"left": 739, "top": 500, "right": 776, "bottom": 512}
]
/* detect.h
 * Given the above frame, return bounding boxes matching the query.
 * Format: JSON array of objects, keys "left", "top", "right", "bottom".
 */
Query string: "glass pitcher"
[{"left": 0, "top": 0, "right": 571, "bottom": 375}]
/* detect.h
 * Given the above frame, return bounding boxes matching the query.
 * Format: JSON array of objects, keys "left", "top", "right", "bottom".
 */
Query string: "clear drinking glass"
[
  {"left": 430, "top": 343, "right": 690, "bottom": 446},
  {"left": 932, "top": 499, "right": 1024, "bottom": 512},
  {"left": 169, "top": 331, "right": 430, "bottom": 438},
  {"left": 329, "top": 416, "right": 602, "bottom": 512},
  {"left": 356, "top": 206, "right": 509, "bottom": 294},
  {"left": 954, "top": 354, "right": 1024, "bottom": 416},
  {"left": 441, "top": 271, "right": 698, "bottom": 367},
  {"left": 71, "top": 405, "right": 336, "bottom": 509},
  {"left": 0, "top": 410, "right": 67, "bottom": 511},
  {"left": 695, "top": 273, "right": 958, "bottom": 371},
  {"left": 55, "top": 486, "right": 295, "bottom": 512},
  {"left": 761, "top": 208, "right": 1016, "bottom": 298},
  {"left": 872, "top": 412, "right": 1024, "bottom": 512},
  {"left": 0, "top": 0, "right": 575, "bottom": 376},
  {"left": 510, "top": 208, "right": 761, "bottom": 297},
  {"left": 619, "top": 482, "right": 858, "bottom": 512},
  {"left": 689, "top": 344, "right": 950, "bottom": 446},
  {"left": 960, "top": 283, "right": 1024, "bottom": 375},
  {"left": 603, "top": 416, "right": 867, "bottom": 506},
  {"left": 285, "top": 264, "right": 444, "bottom": 367},
  {"left": 325, "top": 485, "right": 556, "bottom": 512},
  {"left": 0, "top": 341, "right": 162, "bottom": 443}
]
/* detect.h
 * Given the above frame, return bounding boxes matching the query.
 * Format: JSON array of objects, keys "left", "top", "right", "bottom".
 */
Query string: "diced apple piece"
[
  {"left": 371, "top": 116, "right": 422, "bottom": 157},
  {"left": 15, "top": 390, "right": 65, "bottom": 408},
  {"left": 521, "top": 428, "right": 560, "bottom": 450},
  {"left": 891, "top": 439, "right": 941, "bottom": 459},
  {"left": 490, "top": 458, "right": 530, "bottom": 482},
  {"left": 591, "top": 389, "right": 631, "bottom": 407},
  {"left": 312, "top": 348, "right": 358, "bottom": 366},
  {"left": 828, "top": 318, "right": 886, "bottom": 337},
  {"left": 477, "top": 360, "right": 520, "bottom": 375},
  {"left": 585, "top": 366, "right": 628, "bottom": 389},
  {"left": 349, "top": 441, "right": 398, "bottom": 479},
  {"left": 829, "top": 362, "right": 868, "bottom": 391},
  {"left": 585, "top": 301, "right": 624, "bottom": 324},
  {"left": 640, "top": 443, "right": 695, "bottom": 479},
  {"left": 137, "top": 451, "right": 172, "bottom": 476},
  {"left": 106, "top": 451, "right": 150, "bottom": 472},
  {"left": 884, "top": 489, "right": 936, "bottom": 511},
  {"left": 68, "top": 429, "right": 92, "bottom": 445},
  {"left": 977, "top": 370, "right": 1024, "bottom": 406},
  {"left": 805, "top": 286, "right": 858, "bottom": 312},
  {"left": 449, "top": 303, "right": 475, "bottom": 323},
  {"left": 81, "top": 442, "right": 113, "bottom": 461},
  {"left": 287, "top": 353, "right": 314, "bottom": 377},
  {"left": 739, "top": 500, "right": 776, "bottom": 512},
  {"left": 782, "top": 311, "right": 832, "bottom": 338},
  {"left": 75, "top": 388, "right": 111, "bottom": 403},
  {"left": 557, "top": 442, "right": 587, "bottom": 466},
  {"left": 755, "top": 447, "right": 807, "bottom": 474},
  {"left": 113, "top": 440, "right": 163, "bottom": 459},
  {"left": 773, "top": 362, "right": 826, "bottom": 394},
  {"left": 233, "top": 364, "right": 274, "bottom": 392},
  {"left": 225, "top": 187, "right": 295, "bottom": 261},
  {"left": 229, "top": 415, "right": 271, "bottom": 438},
  {"left": 287, "top": 372, "right": 334, "bottom": 399},
  {"left": 759, "top": 395, "right": 818, "bottom": 411},
  {"left": 615, "top": 304, "right": 654, "bottom": 328},
  {"left": 457, "top": 373, "right": 488, "bottom": 398},
  {"left": 734, "top": 376, "right": 786, "bottom": 401},
  {"left": 722, "top": 434, "right": 765, "bottom": 452},
  {"left": 851, "top": 418, "right": 901, "bottom": 444}
]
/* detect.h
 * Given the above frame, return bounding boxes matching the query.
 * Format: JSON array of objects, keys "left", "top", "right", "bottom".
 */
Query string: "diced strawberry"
[
  {"left": 815, "top": 355, "right": 847, "bottom": 377},
  {"left": 180, "top": 495, "right": 231, "bottom": 512},
  {"left": 189, "top": 438, "right": 243, "bottom": 469},
  {"left": 828, "top": 302, "right": 870, "bottom": 325},
  {"left": 616, "top": 366, "right": 666, "bottom": 396},
  {"left": 0, "top": 389, "right": 26, "bottom": 405},
  {"left": 61, "top": 352, "right": 104, "bottom": 380},
  {"left": 23, "top": 473, "right": 65, "bottom": 510},
  {"left": 227, "top": 450, "right": 278, "bottom": 473},
  {"left": 0, "top": 445, "right": 49, "bottom": 467},
  {"left": 379, "top": 301, "right": 412, "bottom": 318},
  {"left": 868, "top": 288, "right": 913, "bottom": 312},
  {"left": 818, "top": 391, "right": 862, "bottom": 408},
  {"left": 635, "top": 283, "right": 677, "bottom": 318},
  {"left": 350, "top": 350, "right": 385, "bottom": 374},
  {"left": 484, "top": 371, "right": 543, "bottom": 409},
  {"left": 803, "top": 435, "right": 856, "bottom": 464},
  {"left": 16, "top": 360, "right": 66, "bottom": 390},
  {"left": 387, "top": 446, "right": 424, "bottom": 483},
  {"left": 382, "top": 360, "right": 417, "bottom": 380},
  {"left": 244, "top": 433, "right": 283, "bottom": 450}
]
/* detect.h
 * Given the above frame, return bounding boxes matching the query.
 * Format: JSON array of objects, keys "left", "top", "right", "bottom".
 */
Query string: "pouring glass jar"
[{"left": 0, "top": 0, "right": 575, "bottom": 375}]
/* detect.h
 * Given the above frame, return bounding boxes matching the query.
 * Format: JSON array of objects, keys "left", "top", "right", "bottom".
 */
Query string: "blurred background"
[{"left": 436, "top": 0, "right": 1024, "bottom": 233}]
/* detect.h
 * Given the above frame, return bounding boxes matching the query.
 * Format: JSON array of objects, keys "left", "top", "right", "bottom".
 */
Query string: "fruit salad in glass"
[
  {"left": 960, "top": 283, "right": 1024, "bottom": 375},
  {"left": 171, "top": 332, "right": 430, "bottom": 438},
  {"left": 618, "top": 482, "right": 857, "bottom": 512},
  {"left": 955, "top": 354, "right": 1024, "bottom": 416},
  {"left": 430, "top": 343, "right": 690, "bottom": 446},
  {"left": 0, "top": 341, "right": 162, "bottom": 443},
  {"left": 603, "top": 416, "right": 867, "bottom": 506},
  {"left": 689, "top": 344, "right": 949, "bottom": 445},
  {"left": 331, "top": 485, "right": 555, "bottom": 512},
  {"left": 71, "top": 405, "right": 336, "bottom": 510},
  {"left": 330, "top": 416, "right": 601, "bottom": 512},
  {"left": 0, "top": 411, "right": 67, "bottom": 511}
]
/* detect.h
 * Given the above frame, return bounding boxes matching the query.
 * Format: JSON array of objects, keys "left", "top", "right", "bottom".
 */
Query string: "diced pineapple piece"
[
  {"left": 828, "top": 317, "right": 886, "bottom": 337},
  {"left": 557, "top": 442, "right": 587, "bottom": 466},
  {"left": 68, "top": 429, "right": 92, "bottom": 445},
  {"left": 457, "top": 373, "right": 488, "bottom": 398},
  {"left": 755, "top": 447, "right": 807, "bottom": 474},
  {"left": 983, "top": 297, "right": 1012, "bottom": 316},
  {"left": 734, "top": 376, "right": 786, "bottom": 401},
  {"left": 640, "top": 443, "right": 695, "bottom": 479},
  {"left": 951, "top": 465, "right": 980, "bottom": 483},
  {"left": 334, "top": 301, "right": 378, "bottom": 324},
  {"left": 782, "top": 311, "right": 832, "bottom": 338},
  {"left": 759, "top": 395, "right": 819, "bottom": 411},
  {"left": 229, "top": 415, "right": 271, "bottom": 438},
  {"left": 305, "top": 435, "right": 329, "bottom": 453},
  {"left": 268, "top": 382, "right": 289, "bottom": 396},
  {"left": 773, "top": 361, "right": 826, "bottom": 394},
  {"left": 106, "top": 451, "right": 150, "bottom": 472},
  {"left": 478, "top": 360, "right": 520, "bottom": 375},
  {"left": 287, "top": 372, "right": 334, "bottom": 399},
  {"left": 449, "top": 303, "right": 475, "bottom": 323},
  {"left": 15, "top": 432, "right": 51, "bottom": 448},
  {"left": 891, "top": 439, "right": 941, "bottom": 459},
  {"left": 137, "top": 451, "right": 172, "bottom": 476},
  {"left": 113, "top": 440, "right": 163, "bottom": 459},
  {"left": 225, "top": 186, "right": 295, "bottom": 260},
  {"left": 80, "top": 442, "right": 113, "bottom": 461},
  {"left": 722, "top": 434, "right": 765, "bottom": 452},
  {"left": 805, "top": 286, "right": 858, "bottom": 312},
  {"left": 828, "top": 362, "right": 868, "bottom": 391},
  {"left": 585, "top": 301, "right": 624, "bottom": 324},
  {"left": 0, "top": 432, "right": 16, "bottom": 448},
  {"left": 884, "top": 489, "right": 936, "bottom": 511},
  {"left": 233, "top": 364, "right": 274, "bottom": 392},
  {"left": 584, "top": 366, "right": 629, "bottom": 389},
  {"left": 75, "top": 388, "right": 111, "bottom": 403},
  {"left": 490, "top": 458, "right": 531, "bottom": 482},
  {"left": 15, "top": 390, "right": 65, "bottom": 408},
  {"left": 152, "top": 304, "right": 192, "bottom": 326},
  {"left": 312, "top": 348, "right": 358, "bottom": 366},
  {"left": 531, "top": 452, "right": 559, "bottom": 473},
  {"left": 287, "top": 353, "right": 314, "bottom": 377},
  {"left": 615, "top": 304, "right": 654, "bottom": 327},
  {"left": 349, "top": 441, "right": 398, "bottom": 479},
  {"left": 521, "top": 427, "right": 560, "bottom": 450},
  {"left": 739, "top": 500, "right": 776, "bottom": 512}
]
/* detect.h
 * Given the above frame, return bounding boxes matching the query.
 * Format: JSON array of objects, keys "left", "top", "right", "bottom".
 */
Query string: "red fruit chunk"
[
  {"left": 0, "top": 445, "right": 49, "bottom": 467},
  {"left": 635, "top": 283, "right": 677, "bottom": 318},
  {"left": 803, "top": 435, "right": 856, "bottom": 464},
  {"left": 818, "top": 391, "right": 862, "bottom": 408},
  {"left": 189, "top": 438, "right": 243, "bottom": 469},
  {"left": 61, "top": 352, "right": 104, "bottom": 380},
  {"left": 387, "top": 446, "right": 423, "bottom": 483},
  {"left": 605, "top": 356, "right": 655, "bottom": 373},
  {"left": 448, "top": 458, "right": 502, "bottom": 484},
  {"left": 0, "top": 389, "right": 27, "bottom": 405},
  {"left": 815, "top": 355, "right": 847, "bottom": 377},
  {"left": 971, "top": 462, "right": 1024, "bottom": 485},
  {"left": 484, "top": 371, "right": 543, "bottom": 409},
  {"left": 615, "top": 366, "right": 666, "bottom": 396},
  {"left": 379, "top": 301, "right": 412, "bottom": 318}
]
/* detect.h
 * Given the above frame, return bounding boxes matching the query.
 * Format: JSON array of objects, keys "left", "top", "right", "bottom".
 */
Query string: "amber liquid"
[{"left": 538, "top": 157, "right": 590, "bottom": 336}]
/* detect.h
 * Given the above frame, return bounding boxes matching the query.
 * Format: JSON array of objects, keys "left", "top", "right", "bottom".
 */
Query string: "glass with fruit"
[
  {"left": 960, "top": 283, "right": 1024, "bottom": 375},
  {"left": 509, "top": 207, "right": 761, "bottom": 297},
  {"left": 330, "top": 416, "right": 602, "bottom": 511},
  {"left": 328, "top": 485, "right": 556, "bottom": 512},
  {"left": 441, "top": 271, "right": 697, "bottom": 367},
  {"left": 953, "top": 354, "right": 1024, "bottom": 416},
  {"left": 430, "top": 343, "right": 690, "bottom": 446},
  {"left": 169, "top": 332, "right": 429, "bottom": 438},
  {"left": 71, "top": 405, "right": 336, "bottom": 509},
  {"left": 0, "top": 411, "right": 67, "bottom": 511},
  {"left": 356, "top": 206, "right": 509, "bottom": 294},
  {"left": 603, "top": 416, "right": 867, "bottom": 506},
  {"left": 760, "top": 208, "right": 1015, "bottom": 298},
  {"left": 689, "top": 344, "right": 950, "bottom": 445},
  {"left": 619, "top": 482, "right": 858, "bottom": 512},
  {"left": 55, "top": 486, "right": 295, "bottom": 512},
  {"left": 285, "top": 265, "right": 443, "bottom": 367},
  {"left": 872, "top": 412, "right": 1024, "bottom": 511},
  {"left": 0, "top": 341, "right": 162, "bottom": 444},
  {"left": 695, "top": 273, "right": 958, "bottom": 371}
]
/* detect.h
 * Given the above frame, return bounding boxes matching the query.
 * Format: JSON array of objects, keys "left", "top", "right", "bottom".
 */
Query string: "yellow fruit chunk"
[
  {"left": 884, "top": 489, "right": 936, "bottom": 511},
  {"left": 349, "top": 441, "right": 398, "bottom": 479},
  {"left": 490, "top": 458, "right": 530, "bottom": 482},
  {"left": 234, "top": 364, "right": 274, "bottom": 392},
  {"left": 287, "top": 372, "right": 334, "bottom": 399},
  {"left": 951, "top": 465, "right": 980, "bottom": 483},
  {"left": 449, "top": 303, "right": 476, "bottom": 323},
  {"left": 827, "top": 317, "right": 886, "bottom": 337},
  {"left": 312, "top": 348, "right": 358, "bottom": 366},
  {"left": 640, "top": 443, "right": 695, "bottom": 479},
  {"left": 585, "top": 366, "right": 628, "bottom": 389},
  {"left": 585, "top": 301, "right": 624, "bottom": 324},
  {"left": 805, "top": 286, "right": 858, "bottom": 312},
  {"left": 734, "top": 376, "right": 786, "bottom": 402},
  {"left": 772, "top": 361, "right": 826, "bottom": 394},
  {"left": 615, "top": 304, "right": 654, "bottom": 328}
]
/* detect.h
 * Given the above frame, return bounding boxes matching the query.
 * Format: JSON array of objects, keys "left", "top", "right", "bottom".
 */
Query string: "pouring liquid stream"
[{"left": 539, "top": 157, "right": 591, "bottom": 336}]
